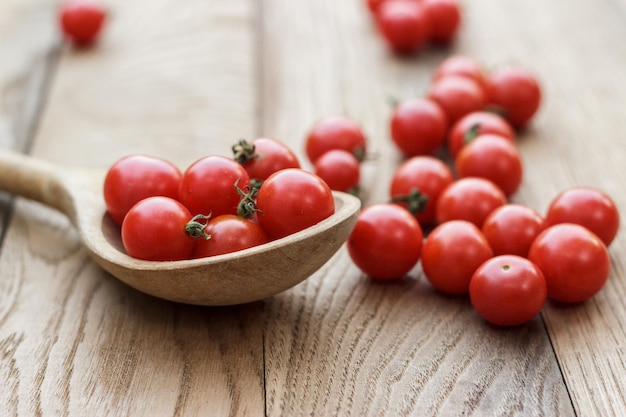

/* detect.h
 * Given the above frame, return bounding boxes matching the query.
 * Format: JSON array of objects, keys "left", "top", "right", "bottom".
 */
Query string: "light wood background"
[{"left": 1, "top": 0, "right": 625, "bottom": 415}]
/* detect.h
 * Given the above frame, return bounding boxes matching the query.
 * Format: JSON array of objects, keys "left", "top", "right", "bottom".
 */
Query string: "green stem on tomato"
[
  {"left": 235, "top": 178, "right": 262, "bottom": 219},
  {"left": 185, "top": 214, "right": 212, "bottom": 240},
  {"left": 463, "top": 122, "right": 481, "bottom": 145},
  {"left": 391, "top": 188, "right": 429, "bottom": 216},
  {"left": 232, "top": 139, "right": 257, "bottom": 164}
]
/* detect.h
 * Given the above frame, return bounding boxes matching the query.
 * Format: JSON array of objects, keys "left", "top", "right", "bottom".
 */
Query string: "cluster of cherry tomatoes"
[
  {"left": 306, "top": 117, "right": 369, "bottom": 196},
  {"left": 65, "top": 0, "right": 620, "bottom": 327},
  {"left": 341, "top": 55, "right": 619, "bottom": 327},
  {"left": 103, "top": 139, "right": 335, "bottom": 262},
  {"left": 367, "top": 0, "right": 462, "bottom": 53}
]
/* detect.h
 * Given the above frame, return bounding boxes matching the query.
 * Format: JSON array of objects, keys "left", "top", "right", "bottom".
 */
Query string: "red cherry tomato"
[
  {"left": 486, "top": 66, "right": 542, "bottom": 129},
  {"left": 454, "top": 134, "right": 523, "bottom": 196},
  {"left": 436, "top": 177, "right": 507, "bottom": 227},
  {"left": 427, "top": 76, "right": 487, "bottom": 124},
  {"left": 179, "top": 156, "right": 251, "bottom": 217},
  {"left": 121, "top": 196, "right": 196, "bottom": 261},
  {"left": 482, "top": 204, "right": 546, "bottom": 257},
  {"left": 433, "top": 56, "right": 488, "bottom": 91},
  {"left": 59, "top": 0, "right": 106, "bottom": 46},
  {"left": 423, "top": 0, "right": 461, "bottom": 44},
  {"left": 313, "top": 150, "right": 361, "bottom": 193},
  {"left": 256, "top": 169, "right": 335, "bottom": 239},
  {"left": 390, "top": 98, "right": 448, "bottom": 156},
  {"left": 422, "top": 220, "right": 493, "bottom": 294},
  {"left": 545, "top": 187, "right": 619, "bottom": 246},
  {"left": 389, "top": 156, "right": 454, "bottom": 226},
  {"left": 104, "top": 154, "right": 182, "bottom": 226},
  {"left": 470, "top": 255, "right": 546, "bottom": 326},
  {"left": 192, "top": 214, "right": 270, "bottom": 259},
  {"left": 347, "top": 204, "right": 423, "bottom": 280},
  {"left": 305, "top": 116, "right": 368, "bottom": 163},
  {"left": 375, "top": 0, "right": 431, "bottom": 54},
  {"left": 232, "top": 138, "right": 300, "bottom": 182},
  {"left": 529, "top": 224, "right": 610, "bottom": 303},
  {"left": 447, "top": 111, "right": 515, "bottom": 158}
]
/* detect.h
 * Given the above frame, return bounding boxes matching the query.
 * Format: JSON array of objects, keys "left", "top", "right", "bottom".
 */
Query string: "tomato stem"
[
  {"left": 391, "top": 188, "right": 429, "bottom": 215},
  {"left": 186, "top": 214, "right": 211, "bottom": 240},
  {"left": 353, "top": 146, "right": 368, "bottom": 163},
  {"left": 232, "top": 139, "right": 256, "bottom": 164},
  {"left": 463, "top": 122, "right": 481, "bottom": 145},
  {"left": 235, "top": 178, "right": 262, "bottom": 219},
  {"left": 360, "top": 151, "right": 380, "bottom": 162},
  {"left": 250, "top": 178, "right": 264, "bottom": 190}
]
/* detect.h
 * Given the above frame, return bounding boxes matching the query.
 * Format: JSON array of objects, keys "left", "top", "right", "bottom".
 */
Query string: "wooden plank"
[
  {"left": 0, "top": 0, "right": 59, "bottom": 152},
  {"left": 2, "top": 0, "right": 625, "bottom": 415},
  {"left": 495, "top": 0, "right": 626, "bottom": 415},
  {"left": 0, "top": 0, "right": 264, "bottom": 415},
  {"left": 260, "top": 0, "right": 574, "bottom": 415},
  {"left": 31, "top": 0, "right": 258, "bottom": 169},
  {"left": 0, "top": 0, "right": 59, "bottom": 237},
  {"left": 461, "top": 0, "right": 626, "bottom": 415}
]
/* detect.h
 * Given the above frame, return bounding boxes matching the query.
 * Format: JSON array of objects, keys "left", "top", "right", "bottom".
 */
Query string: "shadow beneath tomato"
[{"left": 545, "top": 298, "right": 591, "bottom": 309}]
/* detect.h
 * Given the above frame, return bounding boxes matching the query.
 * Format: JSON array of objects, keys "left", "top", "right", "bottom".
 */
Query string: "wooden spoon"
[{"left": 0, "top": 150, "right": 361, "bottom": 305}]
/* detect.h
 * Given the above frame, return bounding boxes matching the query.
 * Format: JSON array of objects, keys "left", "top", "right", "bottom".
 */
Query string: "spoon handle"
[{"left": 0, "top": 150, "right": 73, "bottom": 216}]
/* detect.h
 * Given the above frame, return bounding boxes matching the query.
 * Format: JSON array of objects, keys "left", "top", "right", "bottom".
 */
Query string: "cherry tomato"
[
  {"left": 455, "top": 134, "right": 523, "bottom": 196},
  {"left": 389, "top": 156, "right": 454, "bottom": 226},
  {"left": 313, "top": 150, "right": 361, "bottom": 193},
  {"left": 104, "top": 154, "right": 182, "bottom": 226},
  {"left": 447, "top": 111, "right": 515, "bottom": 159},
  {"left": 232, "top": 138, "right": 300, "bottom": 182},
  {"left": 433, "top": 56, "right": 488, "bottom": 92},
  {"left": 529, "top": 224, "right": 610, "bottom": 303},
  {"left": 256, "top": 169, "right": 335, "bottom": 239},
  {"left": 436, "top": 177, "right": 507, "bottom": 227},
  {"left": 482, "top": 204, "right": 546, "bottom": 257},
  {"left": 390, "top": 98, "right": 448, "bottom": 156},
  {"left": 423, "top": 0, "right": 461, "bottom": 44},
  {"left": 59, "top": 0, "right": 106, "bottom": 46},
  {"left": 486, "top": 66, "right": 542, "bottom": 129},
  {"left": 422, "top": 220, "right": 493, "bottom": 294},
  {"left": 427, "top": 76, "right": 487, "bottom": 124},
  {"left": 192, "top": 214, "right": 270, "bottom": 259},
  {"left": 545, "top": 187, "right": 619, "bottom": 246},
  {"left": 375, "top": 0, "right": 431, "bottom": 54},
  {"left": 305, "top": 116, "right": 368, "bottom": 163},
  {"left": 121, "top": 196, "right": 196, "bottom": 261},
  {"left": 179, "top": 156, "right": 251, "bottom": 217},
  {"left": 347, "top": 203, "right": 423, "bottom": 280},
  {"left": 469, "top": 255, "right": 546, "bottom": 326}
]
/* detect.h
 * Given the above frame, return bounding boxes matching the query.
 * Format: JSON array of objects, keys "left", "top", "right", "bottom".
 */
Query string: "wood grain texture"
[
  {"left": 31, "top": 0, "right": 257, "bottom": 169},
  {"left": 0, "top": 0, "right": 59, "bottom": 151},
  {"left": 0, "top": 0, "right": 265, "bottom": 415},
  {"left": 2, "top": 0, "right": 626, "bottom": 415},
  {"left": 0, "top": 0, "right": 59, "bottom": 240},
  {"left": 260, "top": 1, "right": 573, "bottom": 416},
  {"left": 464, "top": 1, "right": 626, "bottom": 416}
]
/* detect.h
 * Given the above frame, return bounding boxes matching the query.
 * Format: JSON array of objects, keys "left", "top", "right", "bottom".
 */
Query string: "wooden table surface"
[{"left": 1, "top": 0, "right": 625, "bottom": 415}]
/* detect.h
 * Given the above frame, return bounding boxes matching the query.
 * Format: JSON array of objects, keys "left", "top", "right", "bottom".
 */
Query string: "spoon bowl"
[{"left": 0, "top": 150, "right": 361, "bottom": 305}]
